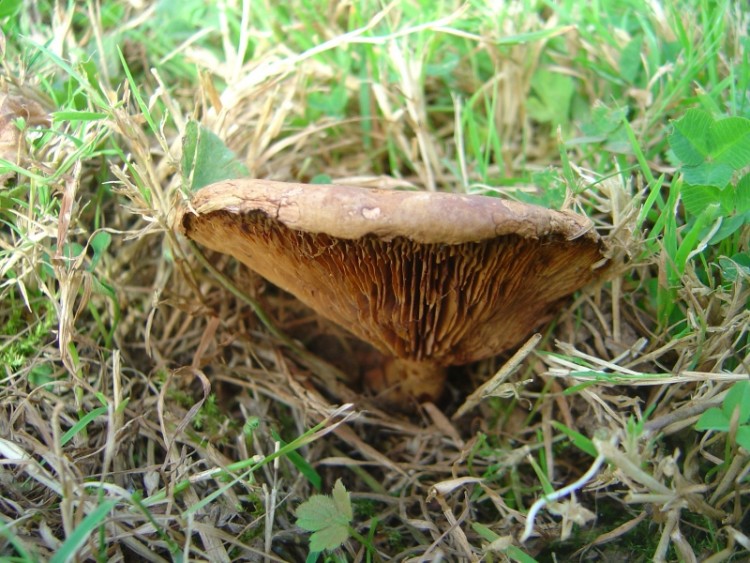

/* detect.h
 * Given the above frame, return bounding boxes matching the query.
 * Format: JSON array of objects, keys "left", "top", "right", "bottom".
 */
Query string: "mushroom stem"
[{"left": 365, "top": 359, "right": 447, "bottom": 406}]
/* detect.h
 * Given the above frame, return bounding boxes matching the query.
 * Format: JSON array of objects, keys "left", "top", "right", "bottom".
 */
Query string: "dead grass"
[{"left": 1, "top": 1, "right": 748, "bottom": 561}]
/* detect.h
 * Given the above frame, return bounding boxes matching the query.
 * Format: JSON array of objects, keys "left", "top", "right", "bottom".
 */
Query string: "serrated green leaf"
[
  {"left": 296, "top": 495, "right": 340, "bottom": 532},
  {"left": 181, "top": 121, "right": 248, "bottom": 192},
  {"left": 695, "top": 407, "right": 730, "bottom": 432},
  {"left": 309, "top": 525, "right": 350, "bottom": 553},
  {"left": 331, "top": 479, "right": 352, "bottom": 520},
  {"left": 296, "top": 480, "right": 352, "bottom": 553}
]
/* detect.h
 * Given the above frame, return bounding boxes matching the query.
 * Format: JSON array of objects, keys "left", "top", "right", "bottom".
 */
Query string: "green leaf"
[
  {"left": 681, "top": 162, "right": 733, "bottom": 187},
  {"left": 0, "top": 0, "right": 22, "bottom": 18},
  {"left": 91, "top": 276, "right": 116, "bottom": 299},
  {"left": 181, "top": 121, "right": 248, "bottom": 192},
  {"left": 737, "top": 426, "right": 750, "bottom": 452},
  {"left": 50, "top": 498, "right": 117, "bottom": 563},
  {"left": 719, "top": 253, "right": 750, "bottom": 282},
  {"left": 736, "top": 174, "right": 750, "bottom": 213},
  {"left": 310, "top": 174, "right": 333, "bottom": 184},
  {"left": 578, "top": 103, "right": 628, "bottom": 139},
  {"left": 308, "top": 521, "right": 350, "bottom": 553},
  {"left": 472, "top": 524, "right": 539, "bottom": 563},
  {"left": 52, "top": 110, "right": 107, "bottom": 122},
  {"left": 472, "top": 522, "right": 501, "bottom": 542},
  {"left": 99, "top": 2, "right": 125, "bottom": 27},
  {"left": 308, "top": 85, "right": 348, "bottom": 118},
  {"left": 551, "top": 421, "right": 597, "bottom": 457},
  {"left": 0, "top": 521, "right": 35, "bottom": 561},
  {"left": 331, "top": 478, "right": 352, "bottom": 521},
  {"left": 710, "top": 117, "right": 750, "bottom": 169},
  {"left": 619, "top": 36, "right": 643, "bottom": 84},
  {"left": 674, "top": 203, "right": 720, "bottom": 274},
  {"left": 60, "top": 406, "right": 108, "bottom": 446},
  {"left": 695, "top": 407, "right": 730, "bottom": 432},
  {"left": 243, "top": 416, "right": 260, "bottom": 436},
  {"left": 29, "top": 363, "right": 55, "bottom": 386},
  {"left": 724, "top": 381, "right": 750, "bottom": 425},
  {"left": 296, "top": 496, "right": 335, "bottom": 532},
  {"left": 527, "top": 454, "right": 554, "bottom": 495},
  {"left": 495, "top": 27, "right": 574, "bottom": 45},
  {"left": 506, "top": 546, "right": 540, "bottom": 563},
  {"left": 670, "top": 111, "right": 750, "bottom": 187},
  {"left": 89, "top": 231, "right": 112, "bottom": 271},
  {"left": 271, "top": 430, "right": 322, "bottom": 490},
  {"left": 296, "top": 479, "right": 352, "bottom": 552},
  {"left": 670, "top": 109, "right": 713, "bottom": 166},
  {"left": 681, "top": 185, "right": 733, "bottom": 217},
  {"left": 527, "top": 69, "right": 575, "bottom": 125},
  {"left": 709, "top": 211, "right": 750, "bottom": 245}
]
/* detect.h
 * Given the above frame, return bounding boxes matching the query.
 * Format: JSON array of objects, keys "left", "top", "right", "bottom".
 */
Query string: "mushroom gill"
[{"left": 179, "top": 180, "right": 607, "bottom": 406}]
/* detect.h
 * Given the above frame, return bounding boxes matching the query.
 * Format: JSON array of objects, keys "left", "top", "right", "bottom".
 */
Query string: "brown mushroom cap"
[{"left": 178, "top": 179, "right": 607, "bottom": 400}]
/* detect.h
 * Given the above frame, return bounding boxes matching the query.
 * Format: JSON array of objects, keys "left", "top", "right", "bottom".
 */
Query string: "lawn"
[{"left": 0, "top": 0, "right": 748, "bottom": 561}]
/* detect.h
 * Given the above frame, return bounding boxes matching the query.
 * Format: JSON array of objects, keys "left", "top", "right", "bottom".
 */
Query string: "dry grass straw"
[{"left": 0, "top": 1, "right": 748, "bottom": 561}]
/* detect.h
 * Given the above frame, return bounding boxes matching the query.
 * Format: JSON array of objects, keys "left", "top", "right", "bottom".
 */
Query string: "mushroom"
[{"left": 178, "top": 179, "right": 607, "bottom": 405}]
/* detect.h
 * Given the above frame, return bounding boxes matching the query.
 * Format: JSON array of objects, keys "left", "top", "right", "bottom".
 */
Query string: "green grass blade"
[{"left": 49, "top": 499, "right": 116, "bottom": 563}]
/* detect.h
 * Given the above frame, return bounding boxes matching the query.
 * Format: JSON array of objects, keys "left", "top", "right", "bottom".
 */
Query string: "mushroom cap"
[{"left": 179, "top": 179, "right": 607, "bottom": 366}]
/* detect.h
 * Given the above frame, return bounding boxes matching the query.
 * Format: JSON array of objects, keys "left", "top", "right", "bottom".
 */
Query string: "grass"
[{"left": 0, "top": 0, "right": 748, "bottom": 560}]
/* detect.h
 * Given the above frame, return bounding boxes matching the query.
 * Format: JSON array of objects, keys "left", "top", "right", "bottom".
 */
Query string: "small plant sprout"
[{"left": 296, "top": 479, "right": 353, "bottom": 554}]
